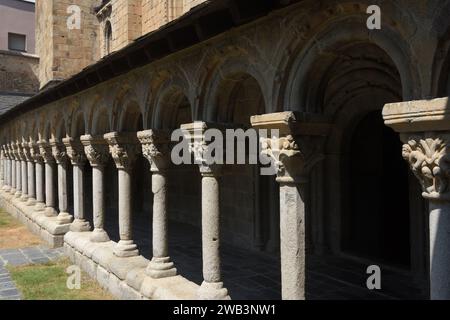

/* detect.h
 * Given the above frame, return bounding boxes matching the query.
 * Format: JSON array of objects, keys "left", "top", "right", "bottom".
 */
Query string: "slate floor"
[
  {"left": 0, "top": 246, "right": 65, "bottom": 300},
  {"left": 104, "top": 219, "right": 427, "bottom": 300}
]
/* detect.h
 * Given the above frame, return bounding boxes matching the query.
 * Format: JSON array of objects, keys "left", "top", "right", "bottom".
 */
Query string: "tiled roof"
[{"left": 0, "top": 92, "right": 33, "bottom": 116}]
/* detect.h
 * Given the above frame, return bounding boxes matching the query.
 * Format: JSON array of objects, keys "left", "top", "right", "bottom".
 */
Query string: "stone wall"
[
  {"left": 35, "top": 0, "right": 102, "bottom": 88},
  {"left": 0, "top": 50, "right": 39, "bottom": 94}
]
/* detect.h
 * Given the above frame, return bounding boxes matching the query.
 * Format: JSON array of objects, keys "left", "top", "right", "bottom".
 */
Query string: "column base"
[
  {"left": 44, "top": 207, "right": 58, "bottom": 217},
  {"left": 14, "top": 191, "right": 21, "bottom": 198},
  {"left": 198, "top": 281, "right": 230, "bottom": 300},
  {"left": 90, "top": 228, "right": 110, "bottom": 242},
  {"left": 2, "top": 185, "right": 10, "bottom": 192},
  {"left": 56, "top": 212, "right": 73, "bottom": 224},
  {"left": 70, "top": 219, "right": 91, "bottom": 232},
  {"left": 9, "top": 188, "right": 16, "bottom": 195},
  {"left": 26, "top": 198, "right": 36, "bottom": 206},
  {"left": 20, "top": 194, "right": 28, "bottom": 202},
  {"left": 113, "top": 240, "right": 139, "bottom": 257},
  {"left": 146, "top": 257, "right": 177, "bottom": 279},
  {"left": 34, "top": 202, "right": 45, "bottom": 211}
]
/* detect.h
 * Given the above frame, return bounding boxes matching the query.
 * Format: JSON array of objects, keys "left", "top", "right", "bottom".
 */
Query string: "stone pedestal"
[
  {"left": 251, "top": 112, "right": 330, "bottom": 300},
  {"left": 38, "top": 140, "right": 57, "bottom": 217},
  {"left": 383, "top": 97, "right": 450, "bottom": 300},
  {"left": 64, "top": 137, "right": 91, "bottom": 232},
  {"left": 81, "top": 134, "right": 110, "bottom": 242},
  {"left": 104, "top": 132, "right": 139, "bottom": 257},
  {"left": 138, "top": 130, "right": 177, "bottom": 278}
]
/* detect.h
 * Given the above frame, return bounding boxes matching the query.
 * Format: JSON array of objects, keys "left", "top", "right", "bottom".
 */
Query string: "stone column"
[
  {"left": 2, "top": 145, "right": 11, "bottom": 192},
  {"left": 7, "top": 144, "right": 15, "bottom": 194},
  {"left": 383, "top": 97, "right": 450, "bottom": 300},
  {"left": 13, "top": 142, "right": 22, "bottom": 199},
  {"left": 0, "top": 148, "right": 4, "bottom": 187},
  {"left": 50, "top": 139, "right": 72, "bottom": 224},
  {"left": 251, "top": 112, "right": 329, "bottom": 300},
  {"left": 81, "top": 135, "right": 111, "bottom": 242},
  {"left": 181, "top": 122, "right": 230, "bottom": 300},
  {"left": 104, "top": 132, "right": 139, "bottom": 257},
  {"left": 31, "top": 142, "right": 45, "bottom": 211},
  {"left": 38, "top": 140, "right": 57, "bottom": 217},
  {"left": 19, "top": 142, "right": 29, "bottom": 202},
  {"left": 138, "top": 130, "right": 177, "bottom": 278},
  {"left": 25, "top": 142, "right": 36, "bottom": 206},
  {"left": 63, "top": 137, "right": 91, "bottom": 232}
]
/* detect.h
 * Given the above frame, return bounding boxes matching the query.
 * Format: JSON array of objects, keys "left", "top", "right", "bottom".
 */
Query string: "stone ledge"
[{"left": 64, "top": 231, "right": 199, "bottom": 300}]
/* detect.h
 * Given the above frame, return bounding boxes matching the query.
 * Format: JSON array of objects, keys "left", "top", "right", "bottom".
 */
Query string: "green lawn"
[
  {"left": 7, "top": 258, "right": 113, "bottom": 300},
  {"left": 0, "top": 208, "right": 19, "bottom": 228}
]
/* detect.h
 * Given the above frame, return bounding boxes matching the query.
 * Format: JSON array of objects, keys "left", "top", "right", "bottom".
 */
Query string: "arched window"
[{"left": 104, "top": 21, "right": 112, "bottom": 55}]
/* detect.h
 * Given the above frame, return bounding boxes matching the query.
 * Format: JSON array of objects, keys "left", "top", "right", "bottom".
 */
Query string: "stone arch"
[
  {"left": 280, "top": 5, "right": 420, "bottom": 110},
  {"left": 285, "top": 24, "right": 424, "bottom": 278},
  {"left": 200, "top": 56, "right": 270, "bottom": 122},
  {"left": 430, "top": 1, "right": 450, "bottom": 98},
  {"left": 70, "top": 110, "right": 87, "bottom": 138},
  {"left": 152, "top": 74, "right": 192, "bottom": 129},
  {"left": 111, "top": 88, "right": 144, "bottom": 132}
]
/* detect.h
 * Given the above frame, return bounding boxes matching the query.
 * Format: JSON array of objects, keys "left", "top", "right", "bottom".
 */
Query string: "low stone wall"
[
  {"left": 0, "top": 190, "right": 200, "bottom": 300},
  {"left": 0, "top": 190, "right": 69, "bottom": 248},
  {"left": 64, "top": 232, "right": 199, "bottom": 300}
]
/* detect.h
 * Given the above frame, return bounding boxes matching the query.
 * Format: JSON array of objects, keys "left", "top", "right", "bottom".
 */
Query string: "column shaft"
[
  {"left": 11, "top": 159, "right": 16, "bottom": 193},
  {"left": 15, "top": 159, "right": 21, "bottom": 197},
  {"left": 114, "top": 168, "right": 138, "bottom": 257},
  {"left": 26, "top": 161, "right": 36, "bottom": 205},
  {"left": 279, "top": 182, "right": 305, "bottom": 300},
  {"left": 198, "top": 174, "right": 229, "bottom": 300},
  {"left": 20, "top": 160, "right": 28, "bottom": 201},
  {"left": 429, "top": 201, "right": 450, "bottom": 300},
  {"left": 35, "top": 162, "right": 45, "bottom": 210},
  {"left": 90, "top": 165, "right": 109, "bottom": 240},
  {"left": 70, "top": 164, "right": 90, "bottom": 232},
  {"left": 44, "top": 162, "right": 56, "bottom": 216}
]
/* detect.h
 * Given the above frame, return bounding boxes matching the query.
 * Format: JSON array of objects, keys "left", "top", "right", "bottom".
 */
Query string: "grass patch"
[
  {"left": 0, "top": 208, "right": 20, "bottom": 228},
  {"left": 0, "top": 208, "right": 42, "bottom": 249},
  {"left": 7, "top": 258, "right": 113, "bottom": 300}
]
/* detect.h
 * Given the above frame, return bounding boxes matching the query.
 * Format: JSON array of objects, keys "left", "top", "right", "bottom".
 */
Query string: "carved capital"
[
  {"left": 104, "top": 132, "right": 139, "bottom": 171},
  {"left": 261, "top": 135, "right": 323, "bottom": 183},
  {"left": 251, "top": 112, "right": 330, "bottom": 184},
  {"left": 137, "top": 130, "right": 171, "bottom": 172},
  {"left": 21, "top": 142, "right": 33, "bottom": 162},
  {"left": 38, "top": 140, "right": 55, "bottom": 164},
  {"left": 401, "top": 133, "right": 450, "bottom": 201},
  {"left": 80, "top": 135, "right": 110, "bottom": 167},
  {"left": 49, "top": 139, "right": 68, "bottom": 166},
  {"left": 29, "top": 142, "right": 43, "bottom": 163},
  {"left": 63, "top": 137, "right": 86, "bottom": 166},
  {"left": 180, "top": 122, "right": 224, "bottom": 176}
]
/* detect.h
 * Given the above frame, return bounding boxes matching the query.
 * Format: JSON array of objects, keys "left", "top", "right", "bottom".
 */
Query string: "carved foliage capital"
[
  {"left": 29, "top": 142, "right": 43, "bottom": 163},
  {"left": 401, "top": 133, "right": 450, "bottom": 200},
  {"left": 63, "top": 138, "right": 86, "bottom": 166},
  {"left": 261, "top": 135, "right": 323, "bottom": 183},
  {"left": 38, "top": 140, "right": 55, "bottom": 164},
  {"left": 81, "top": 135, "right": 110, "bottom": 167},
  {"left": 137, "top": 130, "right": 170, "bottom": 172},
  {"left": 104, "top": 132, "right": 139, "bottom": 171},
  {"left": 50, "top": 139, "right": 68, "bottom": 166}
]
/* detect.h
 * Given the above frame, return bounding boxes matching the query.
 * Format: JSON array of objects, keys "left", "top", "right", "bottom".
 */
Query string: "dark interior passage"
[{"left": 343, "top": 111, "right": 411, "bottom": 267}]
